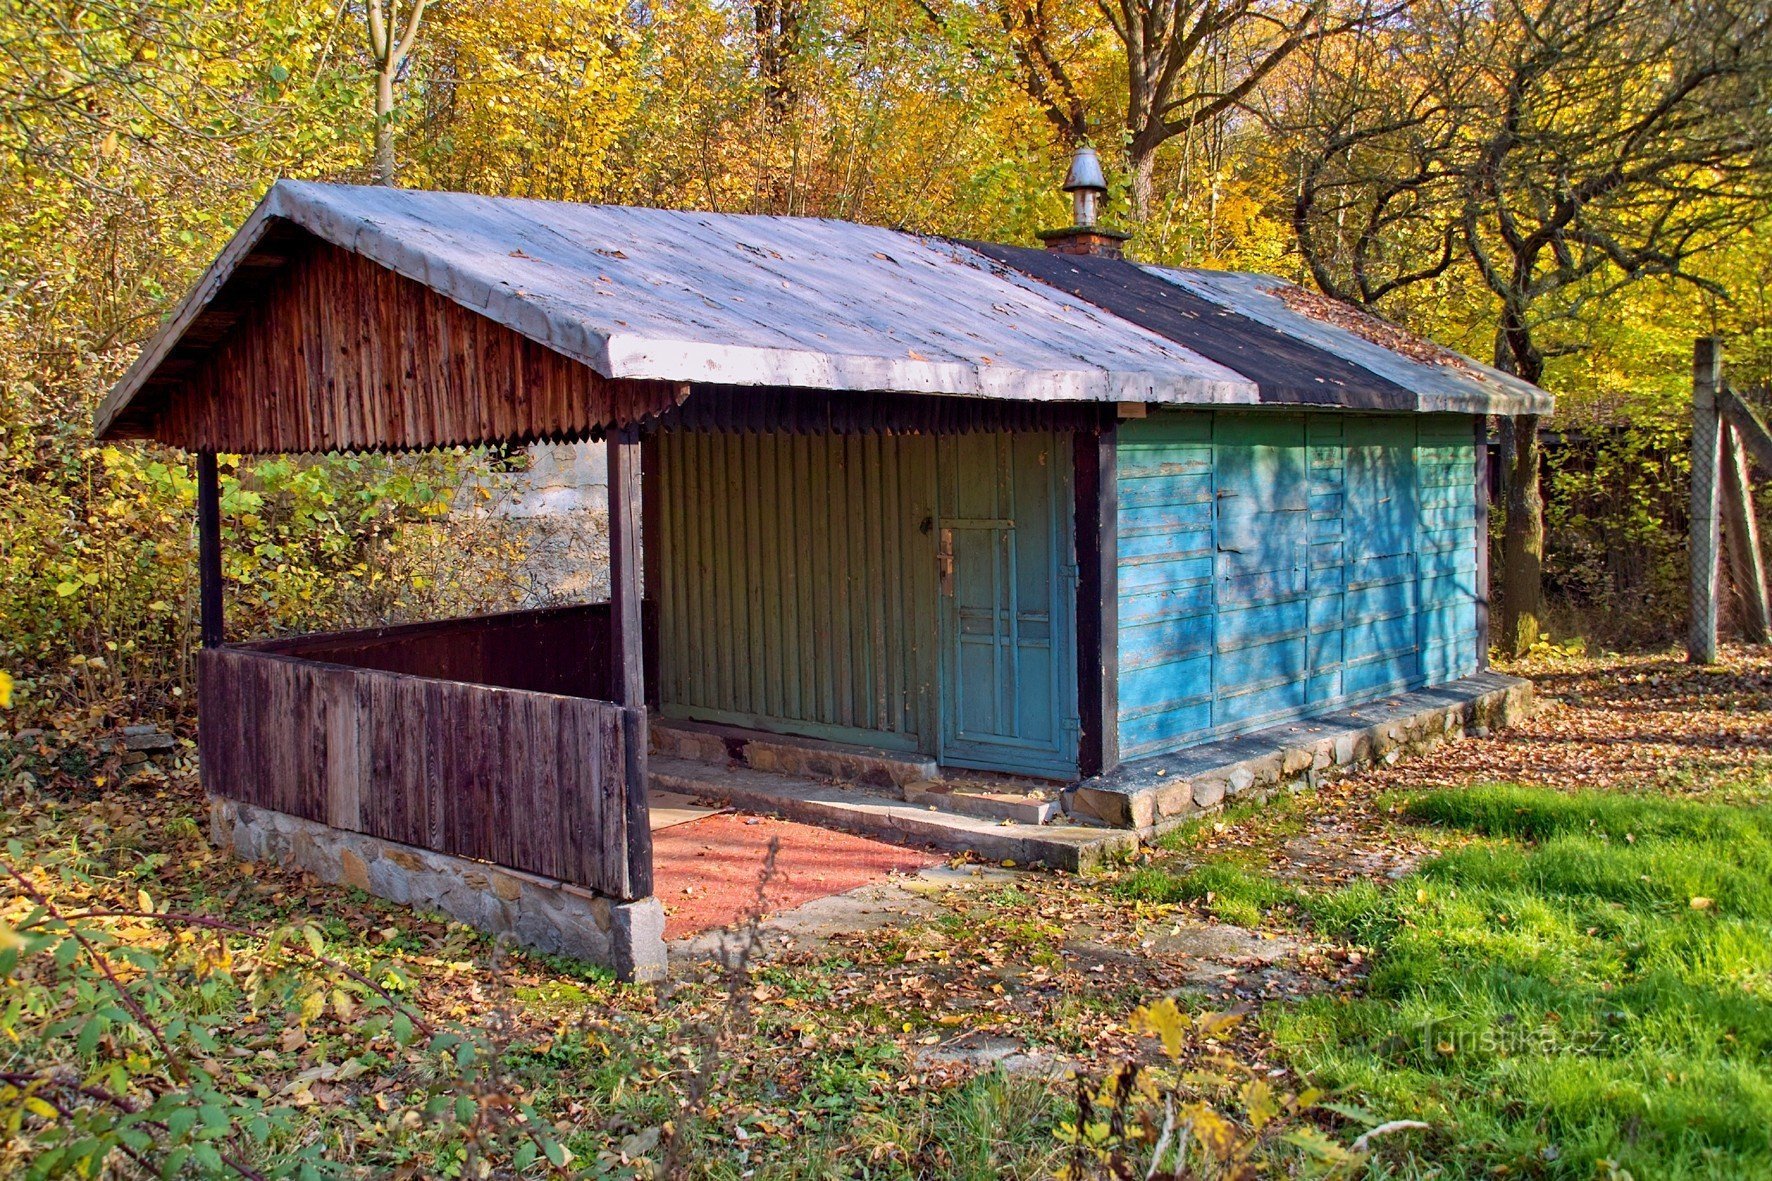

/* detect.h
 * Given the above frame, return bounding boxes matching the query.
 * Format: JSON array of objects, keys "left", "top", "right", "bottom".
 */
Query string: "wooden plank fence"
[
  {"left": 199, "top": 645, "right": 648, "bottom": 901},
  {"left": 249, "top": 603, "right": 613, "bottom": 699}
]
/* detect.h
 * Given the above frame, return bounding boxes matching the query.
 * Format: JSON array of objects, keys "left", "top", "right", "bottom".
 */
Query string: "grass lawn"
[
  {"left": 1124, "top": 785, "right": 1772, "bottom": 1177},
  {"left": 3, "top": 647, "right": 1769, "bottom": 1177}
]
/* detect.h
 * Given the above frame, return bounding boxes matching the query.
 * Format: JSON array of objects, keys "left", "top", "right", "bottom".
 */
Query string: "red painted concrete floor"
[{"left": 650, "top": 812, "right": 942, "bottom": 940}]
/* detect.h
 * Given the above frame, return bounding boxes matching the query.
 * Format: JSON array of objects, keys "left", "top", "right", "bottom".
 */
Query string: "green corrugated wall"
[{"left": 652, "top": 430, "right": 939, "bottom": 751}]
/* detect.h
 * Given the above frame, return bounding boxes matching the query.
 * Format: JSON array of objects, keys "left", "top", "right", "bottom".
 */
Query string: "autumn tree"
[
  {"left": 365, "top": 0, "right": 429, "bottom": 184},
  {"left": 924, "top": 0, "right": 1365, "bottom": 219},
  {"left": 1277, "top": 0, "right": 1772, "bottom": 654}
]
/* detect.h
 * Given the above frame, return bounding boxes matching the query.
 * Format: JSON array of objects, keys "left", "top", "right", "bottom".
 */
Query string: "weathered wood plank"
[
  {"left": 1721, "top": 386, "right": 1772, "bottom": 474},
  {"left": 204, "top": 642, "right": 636, "bottom": 898},
  {"left": 1721, "top": 421, "right": 1771, "bottom": 644}
]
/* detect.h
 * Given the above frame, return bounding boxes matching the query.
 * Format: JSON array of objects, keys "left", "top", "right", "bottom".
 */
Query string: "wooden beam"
[
  {"left": 608, "top": 428, "right": 645, "bottom": 708},
  {"left": 1073, "top": 415, "right": 1119, "bottom": 778},
  {"left": 607, "top": 426, "right": 652, "bottom": 901},
  {"left": 1689, "top": 338, "right": 1724, "bottom": 664},
  {"left": 1475, "top": 415, "right": 1491, "bottom": 670},
  {"left": 1720, "top": 385, "right": 1772, "bottom": 474},
  {"left": 1720, "top": 420, "right": 1771, "bottom": 644},
  {"left": 196, "top": 450, "right": 225, "bottom": 648}
]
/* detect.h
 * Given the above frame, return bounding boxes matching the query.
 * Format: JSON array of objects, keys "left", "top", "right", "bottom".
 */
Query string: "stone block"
[
  {"left": 1152, "top": 779, "right": 1195, "bottom": 819},
  {"left": 1192, "top": 777, "right": 1227, "bottom": 809},
  {"left": 206, "top": 798, "right": 666, "bottom": 982},
  {"left": 1066, "top": 784, "right": 1147, "bottom": 829},
  {"left": 341, "top": 848, "right": 371, "bottom": 891}
]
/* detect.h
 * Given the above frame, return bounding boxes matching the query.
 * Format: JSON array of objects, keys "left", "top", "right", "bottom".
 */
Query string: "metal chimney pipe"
[
  {"left": 1039, "top": 145, "right": 1129, "bottom": 257},
  {"left": 1063, "top": 146, "right": 1109, "bottom": 228}
]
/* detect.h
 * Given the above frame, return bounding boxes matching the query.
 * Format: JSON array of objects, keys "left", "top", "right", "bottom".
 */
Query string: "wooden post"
[
  {"left": 1073, "top": 413, "right": 1119, "bottom": 778},
  {"left": 1689, "top": 338, "right": 1724, "bottom": 664},
  {"left": 608, "top": 427, "right": 645, "bottom": 708},
  {"left": 607, "top": 426, "right": 652, "bottom": 899},
  {"left": 639, "top": 432, "right": 663, "bottom": 711},
  {"left": 1720, "top": 420, "right": 1771, "bottom": 643},
  {"left": 1721, "top": 385, "right": 1772, "bottom": 472},
  {"left": 1475, "top": 416, "right": 1492, "bottom": 669},
  {"left": 196, "top": 450, "right": 225, "bottom": 649}
]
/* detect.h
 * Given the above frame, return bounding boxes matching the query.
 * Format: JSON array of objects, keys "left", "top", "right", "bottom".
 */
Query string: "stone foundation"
[
  {"left": 1067, "top": 671, "right": 1535, "bottom": 832},
  {"left": 210, "top": 798, "right": 666, "bottom": 982}
]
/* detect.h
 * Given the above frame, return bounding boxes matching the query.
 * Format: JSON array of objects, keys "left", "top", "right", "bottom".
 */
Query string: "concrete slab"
[
  {"left": 1066, "top": 672, "right": 1534, "bottom": 830},
  {"left": 211, "top": 797, "right": 666, "bottom": 982},
  {"left": 648, "top": 790, "right": 723, "bottom": 832}
]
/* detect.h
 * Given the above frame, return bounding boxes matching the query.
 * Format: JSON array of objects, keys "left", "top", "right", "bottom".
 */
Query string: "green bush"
[{"left": 0, "top": 405, "right": 537, "bottom": 728}]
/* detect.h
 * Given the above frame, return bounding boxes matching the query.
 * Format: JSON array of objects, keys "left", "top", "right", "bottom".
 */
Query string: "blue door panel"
[{"left": 937, "top": 433, "right": 1077, "bottom": 778}]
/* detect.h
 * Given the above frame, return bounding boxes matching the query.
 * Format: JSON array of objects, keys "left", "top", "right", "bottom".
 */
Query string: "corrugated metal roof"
[
  {"left": 970, "top": 243, "right": 1421, "bottom": 409},
  {"left": 97, "top": 181, "right": 1548, "bottom": 441},
  {"left": 1145, "top": 267, "right": 1550, "bottom": 414}
]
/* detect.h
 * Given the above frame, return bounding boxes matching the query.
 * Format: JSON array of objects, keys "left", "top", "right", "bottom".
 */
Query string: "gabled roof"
[{"left": 96, "top": 181, "right": 1547, "bottom": 444}]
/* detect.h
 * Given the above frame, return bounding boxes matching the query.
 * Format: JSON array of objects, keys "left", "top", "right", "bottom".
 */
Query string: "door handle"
[{"left": 937, "top": 528, "right": 955, "bottom": 596}]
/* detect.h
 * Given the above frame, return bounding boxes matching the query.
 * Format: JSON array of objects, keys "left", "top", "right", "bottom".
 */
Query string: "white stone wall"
[{"left": 461, "top": 441, "right": 611, "bottom": 604}]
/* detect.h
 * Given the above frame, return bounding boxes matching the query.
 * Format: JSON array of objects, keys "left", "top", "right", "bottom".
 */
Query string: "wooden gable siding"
[{"left": 148, "top": 237, "right": 681, "bottom": 454}]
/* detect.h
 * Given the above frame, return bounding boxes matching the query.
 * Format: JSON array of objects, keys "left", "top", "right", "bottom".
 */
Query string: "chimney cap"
[{"left": 1062, "top": 146, "right": 1108, "bottom": 193}]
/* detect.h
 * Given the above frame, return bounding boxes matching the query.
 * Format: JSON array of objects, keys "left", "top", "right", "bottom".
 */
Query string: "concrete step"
[
  {"left": 901, "top": 780, "right": 1061, "bottom": 826},
  {"left": 651, "top": 719, "right": 935, "bottom": 791},
  {"left": 649, "top": 756, "right": 1133, "bottom": 873}
]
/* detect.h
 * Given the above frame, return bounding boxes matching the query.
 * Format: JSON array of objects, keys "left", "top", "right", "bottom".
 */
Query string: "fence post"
[{"left": 1688, "top": 339, "right": 1723, "bottom": 663}]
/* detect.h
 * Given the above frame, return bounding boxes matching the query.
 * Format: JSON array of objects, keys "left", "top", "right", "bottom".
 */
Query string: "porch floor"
[{"left": 650, "top": 810, "right": 939, "bottom": 940}]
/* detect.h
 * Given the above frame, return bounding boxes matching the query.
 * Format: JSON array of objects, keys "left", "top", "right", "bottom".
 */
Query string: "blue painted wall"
[{"left": 1117, "top": 410, "right": 1481, "bottom": 761}]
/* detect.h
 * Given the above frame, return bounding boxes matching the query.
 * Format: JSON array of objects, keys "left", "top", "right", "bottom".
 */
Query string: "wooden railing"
[
  {"left": 198, "top": 606, "right": 650, "bottom": 902},
  {"left": 247, "top": 602, "right": 614, "bottom": 700}
]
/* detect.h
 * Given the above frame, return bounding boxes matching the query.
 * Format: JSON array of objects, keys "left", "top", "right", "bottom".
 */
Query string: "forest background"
[{"left": 3, "top": 0, "right": 1770, "bottom": 730}]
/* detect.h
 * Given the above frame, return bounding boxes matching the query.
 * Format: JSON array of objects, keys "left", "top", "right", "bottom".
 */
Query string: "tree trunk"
[
  {"left": 373, "top": 67, "right": 397, "bottom": 186},
  {"left": 1499, "top": 413, "right": 1543, "bottom": 656},
  {"left": 1129, "top": 147, "right": 1156, "bottom": 223}
]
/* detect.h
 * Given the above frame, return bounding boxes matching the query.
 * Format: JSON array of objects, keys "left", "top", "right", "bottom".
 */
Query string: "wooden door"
[{"left": 935, "top": 433, "right": 1078, "bottom": 778}]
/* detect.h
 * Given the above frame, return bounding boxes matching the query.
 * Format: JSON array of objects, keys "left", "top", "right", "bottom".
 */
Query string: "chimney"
[{"left": 1037, "top": 146, "right": 1130, "bottom": 259}]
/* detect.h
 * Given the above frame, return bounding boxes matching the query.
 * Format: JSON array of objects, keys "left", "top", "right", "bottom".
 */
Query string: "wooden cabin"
[{"left": 98, "top": 176, "right": 1549, "bottom": 977}]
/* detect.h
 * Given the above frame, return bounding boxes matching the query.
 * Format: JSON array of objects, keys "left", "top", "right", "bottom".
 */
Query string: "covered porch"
[{"left": 91, "top": 183, "right": 1153, "bottom": 977}]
